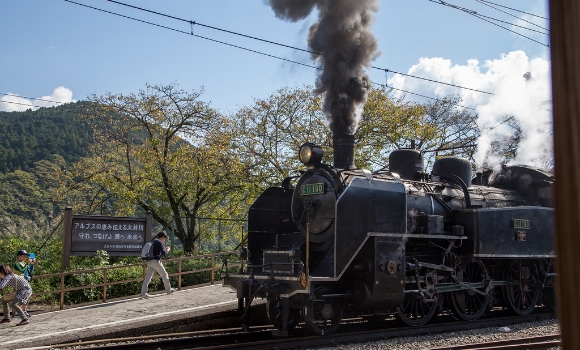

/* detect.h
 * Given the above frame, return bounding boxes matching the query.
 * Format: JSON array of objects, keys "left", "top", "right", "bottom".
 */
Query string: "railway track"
[
  {"left": 427, "top": 334, "right": 560, "bottom": 350},
  {"left": 53, "top": 312, "right": 557, "bottom": 350}
]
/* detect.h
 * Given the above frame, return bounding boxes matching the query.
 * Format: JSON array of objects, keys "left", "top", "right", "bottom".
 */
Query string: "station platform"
[{"left": 0, "top": 284, "right": 240, "bottom": 350}]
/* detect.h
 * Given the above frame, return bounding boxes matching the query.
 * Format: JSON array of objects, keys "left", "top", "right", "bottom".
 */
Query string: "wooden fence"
[{"left": 28, "top": 251, "right": 240, "bottom": 309}]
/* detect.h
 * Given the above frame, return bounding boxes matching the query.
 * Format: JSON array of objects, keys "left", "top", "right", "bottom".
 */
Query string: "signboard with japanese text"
[
  {"left": 63, "top": 208, "right": 152, "bottom": 267},
  {"left": 71, "top": 215, "right": 150, "bottom": 255}
]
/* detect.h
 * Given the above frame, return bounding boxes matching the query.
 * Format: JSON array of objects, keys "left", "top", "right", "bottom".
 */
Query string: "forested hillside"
[
  {"left": 0, "top": 102, "right": 94, "bottom": 238},
  {"left": 0, "top": 102, "right": 94, "bottom": 173}
]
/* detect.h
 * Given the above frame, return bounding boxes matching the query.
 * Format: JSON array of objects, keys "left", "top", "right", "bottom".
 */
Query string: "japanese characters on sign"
[{"left": 70, "top": 215, "right": 150, "bottom": 256}]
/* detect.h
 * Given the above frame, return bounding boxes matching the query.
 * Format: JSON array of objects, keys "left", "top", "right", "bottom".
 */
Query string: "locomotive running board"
[
  {"left": 368, "top": 232, "right": 469, "bottom": 240},
  {"left": 473, "top": 254, "right": 556, "bottom": 258}
]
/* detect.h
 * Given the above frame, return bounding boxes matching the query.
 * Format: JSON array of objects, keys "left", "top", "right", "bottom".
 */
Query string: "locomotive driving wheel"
[
  {"left": 397, "top": 269, "right": 442, "bottom": 326},
  {"left": 449, "top": 259, "right": 490, "bottom": 321},
  {"left": 266, "top": 296, "right": 302, "bottom": 331},
  {"left": 502, "top": 259, "right": 540, "bottom": 315},
  {"left": 397, "top": 291, "right": 442, "bottom": 326},
  {"left": 305, "top": 286, "right": 343, "bottom": 335}
]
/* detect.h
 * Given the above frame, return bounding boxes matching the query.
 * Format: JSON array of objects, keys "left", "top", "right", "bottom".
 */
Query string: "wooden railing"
[{"left": 28, "top": 251, "right": 240, "bottom": 309}]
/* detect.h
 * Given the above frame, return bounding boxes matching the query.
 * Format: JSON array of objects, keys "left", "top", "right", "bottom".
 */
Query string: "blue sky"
[
  {"left": 1, "top": 0, "right": 548, "bottom": 110},
  {"left": 1, "top": 0, "right": 551, "bottom": 167}
]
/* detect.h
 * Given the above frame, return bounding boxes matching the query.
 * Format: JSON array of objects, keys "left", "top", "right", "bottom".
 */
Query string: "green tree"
[
  {"left": 0, "top": 155, "right": 66, "bottom": 239},
  {"left": 356, "top": 87, "right": 433, "bottom": 170},
  {"left": 234, "top": 86, "right": 446, "bottom": 188},
  {"left": 0, "top": 102, "right": 93, "bottom": 173},
  {"left": 233, "top": 86, "right": 330, "bottom": 191},
  {"left": 65, "top": 84, "right": 246, "bottom": 253}
]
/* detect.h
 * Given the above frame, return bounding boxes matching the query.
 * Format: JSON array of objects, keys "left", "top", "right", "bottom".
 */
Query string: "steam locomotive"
[{"left": 224, "top": 134, "right": 555, "bottom": 336}]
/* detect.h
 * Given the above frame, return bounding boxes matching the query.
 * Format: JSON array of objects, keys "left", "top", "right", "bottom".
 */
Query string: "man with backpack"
[{"left": 140, "top": 231, "right": 176, "bottom": 298}]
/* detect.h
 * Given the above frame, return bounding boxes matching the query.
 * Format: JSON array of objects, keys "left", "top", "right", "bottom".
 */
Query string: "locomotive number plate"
[
  {"left": 301, "top": 183, "right": 324, "bottom": 195},
  {"left": 512, "top": 218, "right": 531, "bottom": 229}
]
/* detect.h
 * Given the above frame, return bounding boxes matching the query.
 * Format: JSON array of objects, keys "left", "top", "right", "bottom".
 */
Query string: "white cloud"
[
  {"left": 389, "top": 50, "right": 552, "bottom": 169},
  {"left": 0, "top": 87, "right": 76, "bottom": 112}
]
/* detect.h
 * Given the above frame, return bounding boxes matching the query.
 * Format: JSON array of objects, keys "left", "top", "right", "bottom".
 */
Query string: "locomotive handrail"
[
  {"left": 407, "top": 262, "right": 455, "bottom": 272},
  {"left": 422, "top": 183, "right": 455, "bottom": 213},
  {"left": 439, "top": 173, "right": 473, "bottom": 208}
]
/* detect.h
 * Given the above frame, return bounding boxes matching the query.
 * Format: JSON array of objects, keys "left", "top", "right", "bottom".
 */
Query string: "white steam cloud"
[
  {"left": 0, "top": 86, "right": 75, "bottom": 112},
  {"left": 389, "top": 50, "right": 552, "bottom": 170}
]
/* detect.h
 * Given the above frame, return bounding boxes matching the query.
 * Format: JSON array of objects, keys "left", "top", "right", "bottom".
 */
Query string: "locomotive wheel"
[
  {"left": 502, "top": 259, "right": 540, "bottom": 315},
  {"left": 266, "top": 297, "right": 302, "bottom": 331},
  {"left": 305, "top": 287, "right": 343, "bottom": 335},
  {"left": 396, "top": 292, "right": 442, "bottom": 326},
  {"left": 449, "top": 259, "right": 490, "bottom": 321},
  {"left": 540, "top": 259, "right": 556, "bottom": 312}
]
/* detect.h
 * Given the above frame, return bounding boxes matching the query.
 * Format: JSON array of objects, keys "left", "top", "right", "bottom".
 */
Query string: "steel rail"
[
  {"left": 53, "top": 313, "right": 556, "bottom": 350},
  {"left": 426, "top": 334, "right": 560, "bottom": 350}
]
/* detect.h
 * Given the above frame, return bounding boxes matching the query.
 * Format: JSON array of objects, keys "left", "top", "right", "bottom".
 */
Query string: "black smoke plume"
[{"left": 267, "top": 0, "right": 379, "bottom": 135}]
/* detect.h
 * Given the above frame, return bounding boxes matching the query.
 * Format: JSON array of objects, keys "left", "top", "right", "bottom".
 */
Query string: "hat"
[{"left": 16, "top": 250, "right": 29, "bottom": 256}]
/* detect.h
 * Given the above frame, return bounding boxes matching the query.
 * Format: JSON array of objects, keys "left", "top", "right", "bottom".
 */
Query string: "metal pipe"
[{"left": 306, "top": 223, "right": 310, "bottom": 277}]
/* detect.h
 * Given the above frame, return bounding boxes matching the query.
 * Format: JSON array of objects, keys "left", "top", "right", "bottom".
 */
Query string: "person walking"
[
  {"left": 140, "top": 230, "right": 176, "bottom": 298},
  {"left": 0, "top": 264, "right": 32, "bottom": 326}
]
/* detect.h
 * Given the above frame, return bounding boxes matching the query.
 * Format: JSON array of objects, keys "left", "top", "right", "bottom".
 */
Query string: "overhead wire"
[
  {"left": 475, "top": 0, "right": 549, "bottom": 21},
  {"left": 474, "top": 0, "right": 549, "bottom": 32},
  {"left": 88, "top": 0, "right": 494, "bottom": 95},
  {"left": 59, "top": 0, "right": 489, "bottom": 112},
  {"left": 1, "top": 93, "right": 66, "bottom": 105},
  {"left": 0, "top": 99, "right": 89, "bottom": 112},
  {"left": 105, "top": 0, "right": 316, "bottom": 56},
  {"left": 380, "top": 70, "right": 476, "bottom": 111},
  {"left": 375, "top": 68, "right": 493, "bottom": 95},
  {"left": 427, "top": 0, "right": 549, "bottom": 47},
  {"left": 0, "top": 100, "right": 47, "bottom": 109},
  {"left": 372, "top": 82, "right": 476, "bottom": 111},
  {"left": 62, "top": 0, "right": 318, "bottom": 70},
  {"left": 470, "top": 13, "right": 548, "bottom": 35}
]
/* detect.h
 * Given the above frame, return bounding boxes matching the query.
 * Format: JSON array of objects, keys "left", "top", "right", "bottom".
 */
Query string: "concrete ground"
[{"left": 0, "top": 284, "right": 240, "bottom": 350}]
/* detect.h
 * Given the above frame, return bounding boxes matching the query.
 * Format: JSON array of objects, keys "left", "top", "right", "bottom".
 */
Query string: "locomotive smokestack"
[{"left": 333, "top": 133, "right": 355, "bottom": 169}]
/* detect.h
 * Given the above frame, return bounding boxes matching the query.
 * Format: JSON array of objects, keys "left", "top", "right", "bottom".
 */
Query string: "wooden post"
[
  {"left": 62, "top": 207, "right": 73, "bottom": 271},
  {"left": 178, "top": 259, "right": 182, "bottom": 290},
  {"left": 550, "top": 1, "right": 580, "bottom": 348},
  {"left": 103, "top": 269, "right": 108, "bottom": 303},
  {"left": 60, "top": 273, "right": 65, "bottom": 310},
  {"left": 211, "top": 254, "right": 215, "bottom": 285}
]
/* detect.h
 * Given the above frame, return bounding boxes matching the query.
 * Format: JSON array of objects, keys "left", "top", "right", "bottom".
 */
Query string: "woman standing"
[{"left": 0, "top": 264, "right": 31, "bottom": 326}]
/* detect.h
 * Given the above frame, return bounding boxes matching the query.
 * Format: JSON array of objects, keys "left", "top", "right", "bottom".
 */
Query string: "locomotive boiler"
[{"left": 224, "top": 133, "right": 555, "bottom": 336}]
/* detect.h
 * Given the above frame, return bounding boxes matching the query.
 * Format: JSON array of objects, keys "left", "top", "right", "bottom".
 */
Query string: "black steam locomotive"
[{"left": 224, "top": 134, "right": 555, "bottom": 336}]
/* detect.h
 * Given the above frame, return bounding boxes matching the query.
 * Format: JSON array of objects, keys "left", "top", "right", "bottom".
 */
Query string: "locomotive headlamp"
[{"left": 299, "top": 143, "right": 323, "bottom": 165}]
